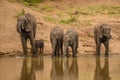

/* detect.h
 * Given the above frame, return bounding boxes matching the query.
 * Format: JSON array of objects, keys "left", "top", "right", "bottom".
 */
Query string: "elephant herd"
[{"left": 16, "top": 13, "right": 112, "bottom": 57}]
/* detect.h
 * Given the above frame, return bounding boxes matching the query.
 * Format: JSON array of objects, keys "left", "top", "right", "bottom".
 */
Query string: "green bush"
[
  {"left": 59, "top": 16, "right": 77, "bottom": 24},
  {"left": 22, "top": 0, "right": 43, "bottom": 3},
  {"left": 44, "top": 16, "right": 57, "bottom": 22},
  {"left": 20, "top": 0, "right": 43, "bottom": 6},
  {"left": 15, "top": 9, "right": 25, "bottom": 18}
]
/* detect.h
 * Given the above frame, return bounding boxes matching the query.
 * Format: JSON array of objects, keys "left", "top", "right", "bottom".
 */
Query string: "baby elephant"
[
  {"left": 63, "top": 29, "right": 79, "bottom": 57},
  {"left": 94, "top": 23, "right": 112, "bottom": 56},
  {"left": 35, "top": 39, "right": 44, "bottom": 54}
]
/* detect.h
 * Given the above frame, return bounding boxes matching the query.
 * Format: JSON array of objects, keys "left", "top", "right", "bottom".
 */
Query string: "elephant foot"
[
  {"left": 73, "top": 54, "right": 77, "bottom": 57},
  {"left": 96, "top": 52, "right": 100, "bottom": 56},
  {"left": 32, "top": 54, "right": 37, "bottom": 57},
  {"left": 66, "top": 54, "right": 70, "bottom": 57},
  {"left": 51, "top": 55, "right": 55, "bottom": 58},
  {"left": 61, "top": 54, "right": 65, "bottom": 58},
  {"left": 23, "top": 52, "right": 27, "bottom": 56},
  {"left": 105, "top": 53, "right": 109, "bottom": 57},
  {"left": 23, "top": 54, "right": 27, "bottom": 57}
]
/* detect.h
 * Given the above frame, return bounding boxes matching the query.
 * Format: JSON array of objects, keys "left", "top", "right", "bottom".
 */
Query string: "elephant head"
[
  {"left": 98, "top": 23, "right": 111, "bottom": 39},
  {"left": 16, "top": 13, "right": 32, "bottom": 33}
]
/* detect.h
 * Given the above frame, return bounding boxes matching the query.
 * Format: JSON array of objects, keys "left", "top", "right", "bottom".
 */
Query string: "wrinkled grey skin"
[
  {"left": 50, "top": 26, "right": 64, "bottom": 57},
  {"left": 94, "top": 23, "right": 111, "bottom": 56},
  {"left": 63, "top": 29, "right": 79, "bottom": 57},
  {"left": 16, "top": 13, "right": 37, "bottom": 56},
  {"left": 35, "top": 39, "right": 44, "bottom": 54}
]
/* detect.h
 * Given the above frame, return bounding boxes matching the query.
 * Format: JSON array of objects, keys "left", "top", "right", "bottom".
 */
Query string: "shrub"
[
  {"left": 59, "top": 16, "right": 77, "bottom": 24},
  {"left": 15, "top": 9, "right": 25, "bottom": 18}
]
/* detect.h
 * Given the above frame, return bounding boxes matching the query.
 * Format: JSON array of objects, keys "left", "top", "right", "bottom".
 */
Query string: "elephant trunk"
[
  {"left": 16, "top": 23, "right": 24, "bottom": 33},
  {"left": 16, "top": 25, "right": 21, "bottom": 33}
]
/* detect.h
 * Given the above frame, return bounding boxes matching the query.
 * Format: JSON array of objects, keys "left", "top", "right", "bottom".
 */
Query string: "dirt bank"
[{"left": 0, "top": 0, "right": 120, "bottom": 57}]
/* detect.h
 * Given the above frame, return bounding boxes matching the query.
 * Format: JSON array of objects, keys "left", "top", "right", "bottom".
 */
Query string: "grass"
[
  {"left": 81, "top": 20, "right": 92, "bottom": 26},
  {"left": 61, "top": 5, "right": 120, "bottom": 17},
  {"left": 78, "top": 5, "right": 120, "bottom": 16},
  {"left": 18, "top": 0, "right": 43, "bottom": 6},
  {"left": 59, "top": 16, "right": 78, "bottom": 24},
  {"left": 43, "top": 16, "right": 57, "bottom": 22},
  {"left": 39, "top": 4, "right": 54, "bottom": 12},
  {"left": 15, "top": 9, "right": 25, "bottom": 18}
]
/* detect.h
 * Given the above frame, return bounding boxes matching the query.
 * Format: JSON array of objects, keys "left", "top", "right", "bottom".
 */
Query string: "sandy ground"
[{"left": 0, "top": 0, "right": 120, "bottom": 57}]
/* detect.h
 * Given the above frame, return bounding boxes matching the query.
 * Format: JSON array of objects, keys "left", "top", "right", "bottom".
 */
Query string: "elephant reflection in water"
[
  {"left": 20, "top": 57, "right": 44, "bottom": 80},
  {"left": 94, "top": 57, "right": 110, "bottom": 80},
  {"left": 64, "top": 58, "right": 79, "bottom": 80},
  {"left": 50, "top": 58, "right": 78, "bottom": 80},
  {"left": 50, "top": 58, "right": 64, "bottom": 80}
]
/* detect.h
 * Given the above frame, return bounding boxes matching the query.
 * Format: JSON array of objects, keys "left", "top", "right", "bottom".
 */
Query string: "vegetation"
[
  {"left": 15, "top": 9, "right": 25, "bottom": 18},
  {"left": 44, "top": 16, "right": 57, "bottom": 22},
  {"left": 77, "top": 5, "right": 120, "bottom": 16},
  {"left": 21, "top": 0, "right": 43, "bottom": 4},
  {"left": 59, "top": 16, "right": 78, "bottom": 24},
  {"left": 18, "top": 0, "right": 43, "bottom": 6},
  {"left": 39, "top": 4, "right": 54, "bottom": 12}
]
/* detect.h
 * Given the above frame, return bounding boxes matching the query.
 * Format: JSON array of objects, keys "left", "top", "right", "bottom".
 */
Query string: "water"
[{"left": 0, "top": 55, "right": 120, "bottom": 80}]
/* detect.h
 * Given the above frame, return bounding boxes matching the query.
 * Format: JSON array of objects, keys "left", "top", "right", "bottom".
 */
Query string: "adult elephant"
[
  {"left": 63, "top": 29, "right": 79, "bottom": 57},
  {"left": 94, "top": 23, "right": 111, "bottom": 57},
  {"left": 16, "top": 13, "right": 37, "bottom": 56},
  {"left": 50, "top": 26, "right": 64, "bottom": 57}
]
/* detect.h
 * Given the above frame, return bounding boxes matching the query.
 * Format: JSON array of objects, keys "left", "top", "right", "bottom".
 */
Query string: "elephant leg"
[
  {"left": 96, "top": 38, "right": 101, "bottom": 56},
  {"left": 72, "top": 44, "right": 77, "bottom": 57},
  {"left": 20, "top": 35, "right": 27, "bottom": 56},
  {"left": 60, "top": 40, "right": 63, "bottom": 56},
  {"left": 29, "top": 32, "right": 36, "bottom": 56},
  {"left": 51, "top": 42, "right": 56, "bottom": 58},
  {"left": 55, "top": 41, "right": 59, "bottom": 57},
  {"left": 57, "top": 45, "right": 60, "bottom": 57},
  {"left": 66, "top": 47, "right": 69, "bottom": 57},
  {"left": 96, "top": 43, "right": 101, "bottom": 56},
  {"left": 42, "top": 47, "right": 44, "bottom": 54},
  {"left": 103, "top": 41, "right": 109, "bottom": 57},
  {"left": 40, "top": 48, "right": 41, "bottom": 54},
  {"left": 57, "top": 40, "right": 61, "bottom": 57}
]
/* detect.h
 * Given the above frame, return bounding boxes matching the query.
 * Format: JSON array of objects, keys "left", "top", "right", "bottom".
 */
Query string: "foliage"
[
  {"left": 59, "top": 16, "right": 77, "bottom": 24},
  {"left": 77, "top": 5, "right": 120, "bottom": 16},
  {"left": 44, "top": 16, "right": 57, "bottom": 22},
  {"left": 19, "top": 0, "right": 43, "bottom": 6},
  {"left": 15, "top": 9, "right": 25, "bottom": 18},
  {"left": 39, "top": 4, "right": 54, "bottom": 12}
]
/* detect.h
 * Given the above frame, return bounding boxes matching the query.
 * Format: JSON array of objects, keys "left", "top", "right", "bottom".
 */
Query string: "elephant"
[
  {"left": 50, "top": 26, "right": 64, "bottom": 57},
  {"left": 16, "top": 13, "right": 37, "bottom": 56},
  {"left": 94, "top": 23, "right": 112, "bottom": 56},
  {"left": 63, "top": 29, "right": 79, "bottom": 57},
  {"left": 35, "top": 39, "right": 44, "bottom": 54},
  {"left": 94, "top": 57, "right": 110, "bottom": 80}
]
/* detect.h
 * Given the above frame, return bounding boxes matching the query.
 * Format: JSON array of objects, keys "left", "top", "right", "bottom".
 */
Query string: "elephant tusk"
[{"left": 22, "top": 25, "right": 24, "bottom": 29}]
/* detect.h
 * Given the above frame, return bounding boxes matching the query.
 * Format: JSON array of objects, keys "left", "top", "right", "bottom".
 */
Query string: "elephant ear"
[
  {"left": 24, "top": 13, "right": 32, "bottom": 32},
  {"left": 97, "top": 23, "right": 104, "bottom": 38}
]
